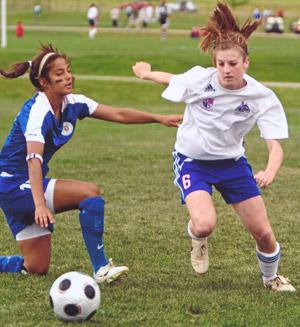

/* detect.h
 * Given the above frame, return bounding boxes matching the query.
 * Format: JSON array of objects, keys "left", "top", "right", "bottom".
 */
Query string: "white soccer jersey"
[
  {"left": 87, "top": 6, "right": 98, "bottom": 20},
  {"left": 162, "top": 66, "right": 288, "bottom": 160}
]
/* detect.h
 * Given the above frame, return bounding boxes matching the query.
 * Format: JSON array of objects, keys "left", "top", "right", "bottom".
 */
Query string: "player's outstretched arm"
[
  {"left": 91, "top": 104, "right": 182, "bottom": 127},
  {"left": 132, "top": 61, "right": 173, "bottom": 85}
]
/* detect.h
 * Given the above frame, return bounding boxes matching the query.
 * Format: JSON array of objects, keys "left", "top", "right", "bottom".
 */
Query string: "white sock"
[
  {"left": 187, "top": 220, "right": 207, "bottom": 241},
  {"left": 89, "top": 28, "right": 97, "bottom": 39},
  {"left": 256, "top": 242, "right": 280, "bottom": 282}
]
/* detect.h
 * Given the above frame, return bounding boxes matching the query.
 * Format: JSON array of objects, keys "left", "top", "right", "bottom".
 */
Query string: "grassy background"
[
  {"left": 6, "top": 0, "right": 300, "bottom": 29},
  {"left": 0, "top": 15, "right": 300, "bottom": 327},
  {"left": 1, "top": 31, "right": 300, "bottom": 82}
]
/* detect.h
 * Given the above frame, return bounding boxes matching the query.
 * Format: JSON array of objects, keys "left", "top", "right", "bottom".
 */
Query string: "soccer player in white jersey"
[
  {"left": 132, "top": 2, "right": 295, "bottom": 291},
  {"left": 87, "top": 3, "right": 99, "bottom": 39},
  {"left": 0, "top": 44, "right": 182, "bottom": 283}
]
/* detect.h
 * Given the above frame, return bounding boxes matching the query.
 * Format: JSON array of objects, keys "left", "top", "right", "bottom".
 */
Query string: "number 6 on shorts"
[{"left": 182, "top": 174, "right": 191, "bottom": 189}]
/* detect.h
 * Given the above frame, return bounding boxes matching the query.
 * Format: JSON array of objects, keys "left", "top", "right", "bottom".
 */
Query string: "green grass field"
[{"left": 0, "top": 26, "right": 299, "bottom": 326}]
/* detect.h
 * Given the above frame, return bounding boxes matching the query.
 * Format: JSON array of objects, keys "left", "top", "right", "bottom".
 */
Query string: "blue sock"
[
  {"left": 79, "top": 196, "right": 109, "bottom": 272},
  {"left": 0, "top": 255, "right": 24, "bottom": 273}
]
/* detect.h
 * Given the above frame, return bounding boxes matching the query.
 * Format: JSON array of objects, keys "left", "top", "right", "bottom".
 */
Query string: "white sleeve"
[
  {"left": 25, "top": 127, "right": 45, "bottom": 143},
  {"left": 24, "top": 102, "right": 48, "bottom": 143},
  {"left": 162, "top": 66, "right": 207, "bottom": 102},
  {"left": 81, "top": 96, "right": 98, "bottom": 115},
  {"left": 257, "top": 97, "right": 288, "bottom": 139},
  {"left": 68, "top": 94, "right": 99, "bottom": 115}
]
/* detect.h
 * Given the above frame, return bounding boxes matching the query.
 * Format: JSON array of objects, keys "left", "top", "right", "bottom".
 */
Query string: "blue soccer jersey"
[
  {"left": 0, "top": 92, "right": 98, "bottom": 237},
  {"left": 0, "top": 92, "right": 98, "bottom": 181}
]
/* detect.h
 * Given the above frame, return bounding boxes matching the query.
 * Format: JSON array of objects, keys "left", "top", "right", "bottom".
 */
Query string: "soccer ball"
[{"left": 49, "top": 271, "right": 101, "bottom": 322}]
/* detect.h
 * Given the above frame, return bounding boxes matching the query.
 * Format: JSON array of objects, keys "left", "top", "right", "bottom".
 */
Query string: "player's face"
[
  {"left": 43, "top": 57, "right": 73, "bottom": 95},
  {"left": 215, "top": 48, "right": 249, "bottom": 90}
]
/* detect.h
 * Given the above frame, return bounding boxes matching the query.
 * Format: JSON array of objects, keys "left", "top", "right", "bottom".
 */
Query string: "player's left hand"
[
  {"left": 132, "top": 61, "right": 151, "bottom": 79},
  {"left": 158, "top": 114, "right": 183, "bottom": 127},
  {"left": 254, "top": 170, "right": 274, "bottom": 188},
  {"left": 35, "top": 204, "right": 56, "bottom": 228}
]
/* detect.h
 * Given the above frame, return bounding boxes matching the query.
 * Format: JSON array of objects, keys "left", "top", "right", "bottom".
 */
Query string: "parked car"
[
  {"left": 264, "top": 16, "right": 284, "bottom": 33},
  {"left": 290, "top": 19, "right": 300, "bottom": 34}
]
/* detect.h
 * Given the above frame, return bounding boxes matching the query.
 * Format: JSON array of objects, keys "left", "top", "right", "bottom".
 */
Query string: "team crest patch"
[
  {"left": 234, "top": 101, "right": 250, "bottom": 116},
  {"left": 200, "top": 98, "right": 214, "bottom": 110},
  {"left": 62, "top": 122, "right": 73, "bottom": 136}
]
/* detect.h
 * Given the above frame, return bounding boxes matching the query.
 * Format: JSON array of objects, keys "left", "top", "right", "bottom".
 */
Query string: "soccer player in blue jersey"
[
  {"left": 0, "top": 44, "right": 182, "bottom": 283},
  {"left": 133, "top": 2, "right": 295, "bottom": 291}
]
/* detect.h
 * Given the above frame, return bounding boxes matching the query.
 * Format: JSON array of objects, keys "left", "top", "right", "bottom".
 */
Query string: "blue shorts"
[
  {"left": 173, "top": 151, "right": 260, "bottom": 204},
  {"left": 0, "top": 175, "right": 54, "bottom": 238}
]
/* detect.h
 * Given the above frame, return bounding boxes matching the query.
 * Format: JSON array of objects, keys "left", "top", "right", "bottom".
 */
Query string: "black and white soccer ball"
[{"left": 49, "top": 271, "right": 101, "bottom": 322}]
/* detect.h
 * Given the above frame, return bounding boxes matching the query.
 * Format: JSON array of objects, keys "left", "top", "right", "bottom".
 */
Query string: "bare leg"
[
  {"left": 185, "top": 190, "right": 217, "bottom": 237},
  {"left": 185, "top": 190, "right": 216, "bottom": 274},
  {"left": 18, "top": 234, "right": 51, "bottom": 274},
  {"left": 53, "top": 179, "right": 100, "bottom": 212},
  {"left": 232, "top": 195, "right": 295, "bottom": 291},
  {"left": 232, "top": 195, "right": 276, "bottom": 253}
]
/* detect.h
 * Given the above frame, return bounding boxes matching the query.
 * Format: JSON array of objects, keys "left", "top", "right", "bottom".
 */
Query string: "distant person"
[
  {"left": 87, "top": 3, "right": 99, "bottom": 39},
  {"left": 15, "top": 21, "right": 25, "bottom": 38},
  {"left": 276, "top": 9, "right": 284, "bottom": 18},
  {"left": 136, "top": 4, "right": 154, "bottom": 28},
  {"left": 262, "top": 9, "right": 272, "bottom": 22},
  {"left": 190, "top": 26, "right": 201, "bottom": 39},
  {"left": 186, "top": 0, "right": 197, "bottom": 12},
  {"left": 190, "top": 26, "right": 206, "bottom": 39},
  {"left": 110, "top": 7, "right": 120, "bottom": 27},
  {"left": 156, "top": 0, "right": 170, "bottom": 39},
  {"left": 145, "top": 4, "right": 154, "bottom": 25},
  {"left": 124, "top": 5, "right": 133, "bottom": 24},
  {"left": 138, "top": 6, "right": 149, "bottom": 28},
  {"left": 252, "top": 8, "right": 261, "bottom": 20},
  {"left": 126, "top": 7, "right": 140, "bottom": 30},
  {"left": 179, "top": 0, "right": 187, "bottom": 11},
  {"left": 33, "top": 4, "right": 41, "bottom": 19},
  {"left": 0, "top": 43, "right": 182, "bottom": 281}
]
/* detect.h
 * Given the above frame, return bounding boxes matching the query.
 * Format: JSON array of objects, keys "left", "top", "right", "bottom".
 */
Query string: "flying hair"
[{"left": 200, "top": 1, "right": 260, "bottom": 57}]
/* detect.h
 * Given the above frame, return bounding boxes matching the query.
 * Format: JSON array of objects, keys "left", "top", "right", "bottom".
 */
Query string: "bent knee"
[
  {"left": 25, "top": 264, "right": 49, "bottom": 275},
  {"left": 83, "top": 183, "right": 101, "bottom": 199},
  {"left": 190, "top": 221, "right": 215, "bottom": 238},
  {"left": 193, "top": 226, "right": 214, "bottom": 237}
]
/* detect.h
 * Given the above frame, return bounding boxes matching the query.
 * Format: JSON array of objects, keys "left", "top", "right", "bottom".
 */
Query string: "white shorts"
[{"left": 16, "top": 179, "right": 56, "bottom": 241}]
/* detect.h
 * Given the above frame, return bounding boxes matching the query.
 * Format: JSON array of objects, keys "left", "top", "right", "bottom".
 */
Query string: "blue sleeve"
[
  {"left": 77, "top": 103, "right": 90, "bottom": 120},
  {"left": 67, "top": 94, "right": 98, "bottom": 120}
]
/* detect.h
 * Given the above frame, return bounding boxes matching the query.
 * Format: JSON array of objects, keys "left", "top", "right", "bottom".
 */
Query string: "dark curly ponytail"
[{"left": 0, "top": 43, "right": 69, "bottom": 91}]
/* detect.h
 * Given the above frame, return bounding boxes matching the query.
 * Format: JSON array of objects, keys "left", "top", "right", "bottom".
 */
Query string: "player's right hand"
[{"left": 35, "top": 205, "right": 56, "bottom": 228}]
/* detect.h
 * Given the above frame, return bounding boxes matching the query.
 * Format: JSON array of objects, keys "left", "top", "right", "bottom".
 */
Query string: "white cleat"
[
  {"left": 93, "top": 259, "right": 129, "bottom": 284},
  {"left": 263, "top": 275, "right": 296, "bottom": 292},
  {"left": 191, "top": 238, "right": 209, "bottom": 274}
]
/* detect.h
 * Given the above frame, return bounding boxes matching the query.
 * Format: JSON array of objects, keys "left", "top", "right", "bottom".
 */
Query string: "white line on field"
[{"left": 6, "top": 25, "right": 300, "bottom": 39}]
